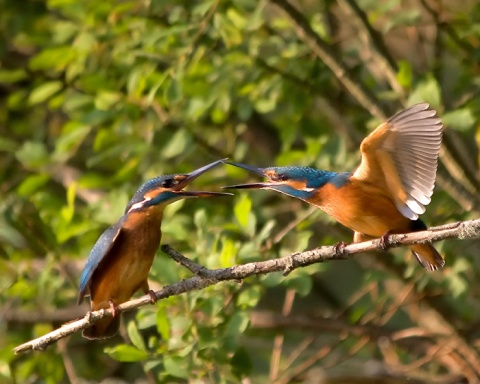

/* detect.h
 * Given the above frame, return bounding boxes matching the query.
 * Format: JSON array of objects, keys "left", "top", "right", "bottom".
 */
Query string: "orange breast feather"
[
  {"left": 308, "top": 179, "right": 412, "bottom": 237},
  {"left": 89, "top": 210, "right": 163, "bottom": 311}
]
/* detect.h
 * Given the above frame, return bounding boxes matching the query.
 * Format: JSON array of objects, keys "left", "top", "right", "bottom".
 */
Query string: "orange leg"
[{"left": 109, "top": 299, "right": 118, "bottom": 317}]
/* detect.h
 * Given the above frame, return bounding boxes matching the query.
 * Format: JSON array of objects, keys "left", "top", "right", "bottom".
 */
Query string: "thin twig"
[
  {"left": 269, "top": 0, "right": 387, "bottom": 120},
  {"left": 337, "top": 0, "right": 405, "bottom": 100},
  {"left": 12, "top": 218, "right": 480, "bottom": 354},
  {"left": 269, "top": 289, "right": 296, "bottom": 382},
  {"left": 57, "top": 338, "right": 78, "bottom": 384}
]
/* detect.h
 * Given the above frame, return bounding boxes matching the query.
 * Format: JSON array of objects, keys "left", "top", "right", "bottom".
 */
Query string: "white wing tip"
[{"left": 396, "top": 203, "right": 419, "bottom": 220}]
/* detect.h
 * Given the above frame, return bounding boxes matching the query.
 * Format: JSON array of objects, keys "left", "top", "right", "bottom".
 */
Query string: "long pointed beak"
[
  {"left": 222, "top": 182, "right": 271, "bottom": 190},
  {"left": 173, "top": 159, "right": 232, "bottom": 197},
  {"left": 175, "top": 190, "right": 231, "bottom": 197},
  {"left": 223, "top": 161, "right": 266, "bottom": 177},
  {"left": 222, "top": 161, "right": 272, "bottom": 190}
]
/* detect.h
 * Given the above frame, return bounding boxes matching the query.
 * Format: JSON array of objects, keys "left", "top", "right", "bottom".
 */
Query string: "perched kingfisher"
[
  {"left": 78, "top": 159, "right": 231, "bottom": 339},
  {"left": 224, "top": 103, "right": 445, "bottom": 271}
]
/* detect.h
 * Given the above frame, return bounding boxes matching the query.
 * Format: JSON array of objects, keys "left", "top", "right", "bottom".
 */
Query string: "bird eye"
[
  {"left": 275, "top": 174, "right": 289, "bottom": 182},
  {"left": 161, "top": 179, "right": 179, "bottom": 188}
]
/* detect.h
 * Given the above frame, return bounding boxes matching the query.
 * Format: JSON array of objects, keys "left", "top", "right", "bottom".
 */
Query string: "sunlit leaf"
[
  {"left": 105, "top": 344, "right": 149, "bottom": 362},
  {"left": 234, "top": 194, "right": 252, "bottom": 229},
  {"left": 28, "top": 81, "right": 63, "bottom": 105},
  {"left": 156, "top": 307, "right": 171, "bottom": 341},
  {"left": 442, "top": 108, "right": 475, "bottom": 131},
  {"left": 164, "top": 356, "right": 189, "bottom": 379},
  {"left": 127, "top": 320, "right": 147, "bottom": 352}
]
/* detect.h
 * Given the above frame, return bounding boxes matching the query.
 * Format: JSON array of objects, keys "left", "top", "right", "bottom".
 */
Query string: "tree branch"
[
  {"left": 13, "top": 218, "right": 480, "bottom": 354},
  {"left": 336, "top": 0, "right": 406, "bottom": 100},
  {"left": 269, "top": 0, "right": 388, "bottom": 120}
]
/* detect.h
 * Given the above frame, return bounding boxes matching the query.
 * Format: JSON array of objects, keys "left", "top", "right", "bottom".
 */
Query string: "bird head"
[
  {"left": 126, "top": 159, "right": 231, "bottom": 213},
  {"left": 222, "top": 161, "right": 339, "bottom": 201}
]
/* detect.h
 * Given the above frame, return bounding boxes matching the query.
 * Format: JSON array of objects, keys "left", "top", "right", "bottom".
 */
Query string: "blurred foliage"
[{"left": 1, "top": 0, "right": 480, "bottom": 382}]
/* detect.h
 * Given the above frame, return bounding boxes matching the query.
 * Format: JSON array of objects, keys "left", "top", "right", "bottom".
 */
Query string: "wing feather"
[
  {"left": 77, "top": 218, "right": 125, "bottom": 304},
  {"left": 353, "top": 103, "right": 443, "bottom": 220}
]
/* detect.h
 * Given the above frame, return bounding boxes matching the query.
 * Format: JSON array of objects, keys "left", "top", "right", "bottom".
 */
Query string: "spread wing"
[
  {"left": 77, "top": 218, "right": 125, "bottom": 304},
  {"left": 353, "top": 103, "right": 443, "bottom": 220}
]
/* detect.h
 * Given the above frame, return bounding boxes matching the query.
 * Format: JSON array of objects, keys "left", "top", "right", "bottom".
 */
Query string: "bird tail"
[
  {"left": 410, "top": 243, "right": 445, "bottom": 271},
  {"left": 82, "top": 315, "right": 121, "bottom": 340}
]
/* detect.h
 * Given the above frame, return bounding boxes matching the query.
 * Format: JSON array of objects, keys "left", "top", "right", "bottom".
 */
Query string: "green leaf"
[
  {"left": 396, "top": 60, "right": 412, "bottom": 89},
  {"left": 164, "top": 356, "right": 189, "bottom": 379},
  {"left": 54, "top": 122, "right": 91, "bottom": 160},
  {"left": 28, "top": 81, "right": 63, "bottom": 105},
  {"left": 127, "top": 321, "right": 147, "bottom": 352},
  {"left": 163, "top": 129, "right": 191, "bottom": 159},
  {"left": 285, "top": 273, "right": 312, "bottom": 297},
  {"left": 15, "top": 141, "right": 49, "bottom": 168},
  {"left": 17, "top": 174, "right": 50, "bottom": 196},
  {"left": 95, "top": 91, "right": 121, "bottom": 110},
  {"left": 193, "top": 209, "right": 207, "bottom": 229},
  {"left": 257, "top": 220, "right": 276, "bottom": 243},
  {"left": 0, "top": 137, "right": 18, "bottom": 152},
  {"left": 220, "top": 237, "right": 238, "bottom": 267},
  {"left": 408, "top": 75, "right": 441, "bottom": 108},
  {"left": 60, "top": 182, "right": 76, "bottom": 223},
  {"left": 225, "top": 311, "right": 250, "bottom": 336},
  {"left": 0, "top": 69, "right": 27, "bottom": 83},
  {"left": 164, "top": 76, "right": 182, "bottom": 104},
  {"left": 442, "top": 108, "right": 475, "bottom": 131},
  {"left": 29, "top": 46, "right": 75, "bottom": 71},
  {"left": 104, "top": 344, "right": 149, "bottom": 362},
  {"left": 237, "top": 285, "right": 262, "bottom": 308},
  {"left": 234, "top": 194, "right": 252, "bottom": 229},
  {"left": 156, "top": 307, "right": 170, "bottom": 341}
]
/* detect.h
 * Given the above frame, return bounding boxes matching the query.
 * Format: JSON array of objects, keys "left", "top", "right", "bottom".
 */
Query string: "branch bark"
[{"left": 12, "top": 218, "right": 480, "bottom": 354}]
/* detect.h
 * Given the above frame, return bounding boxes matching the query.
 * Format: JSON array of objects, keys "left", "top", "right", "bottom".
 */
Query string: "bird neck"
[
  {"left": 301, "top": 171, "right": 351, "bottom": 202},
  {"left": 324, "top": 172, "right": 351, "bottom": 188},
  {"left": 123, "top": 205, "right": 165, "bottom": 230}
]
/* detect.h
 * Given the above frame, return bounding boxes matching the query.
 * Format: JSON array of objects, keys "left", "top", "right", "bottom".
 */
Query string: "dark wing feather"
[{"left": 77, "top": 217, "right": 125, "bottom": 304}]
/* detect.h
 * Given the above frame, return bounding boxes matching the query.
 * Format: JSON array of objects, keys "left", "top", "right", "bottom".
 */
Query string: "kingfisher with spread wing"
[{"left": 224, "top": 104, "right": 444, "bottom": 271}]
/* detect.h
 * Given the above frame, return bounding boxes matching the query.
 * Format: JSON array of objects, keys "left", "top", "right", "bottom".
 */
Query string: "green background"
[{"left": 1, "top": 0, "right": 480, "bottom": 382}]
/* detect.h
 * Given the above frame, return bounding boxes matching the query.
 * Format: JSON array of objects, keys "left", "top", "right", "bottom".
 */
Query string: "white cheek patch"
[
  {"left": 302, "top": 187, "right": 314, "bottom": 192},
  {"left": 127, "top": 196, "right": 152, "bottom": 213}
]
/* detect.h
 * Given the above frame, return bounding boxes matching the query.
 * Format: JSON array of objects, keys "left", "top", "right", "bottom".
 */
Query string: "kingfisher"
[
  {"left": 223, "top": 103, "right": 445, "bottom": 271},
  {"left": 78, "top": 159, "right": 231, "bottom": 339}
]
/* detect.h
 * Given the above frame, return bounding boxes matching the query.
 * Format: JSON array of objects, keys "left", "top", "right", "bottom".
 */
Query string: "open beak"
[
  {"left": 222, "top": 161, "right": 273, "bottom": 190},
  {"left": 173, "top": 159, "right": 232, "bottom": 197}
]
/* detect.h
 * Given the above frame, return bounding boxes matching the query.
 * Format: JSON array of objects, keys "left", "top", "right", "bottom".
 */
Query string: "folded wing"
[{"left": 77, "top": 219, "right": 124, "bottom": 304}]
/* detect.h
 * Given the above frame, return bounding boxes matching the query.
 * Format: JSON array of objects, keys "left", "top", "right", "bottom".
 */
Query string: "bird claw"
[
  {"left": 148, "top": 290, "right": 158, "bottom": 304},
  {"left": 379, "top": 231, "right": 392, "bottom": 251},
  {"left": 334, "top": 241, "right": 348, "bottom": 258}
]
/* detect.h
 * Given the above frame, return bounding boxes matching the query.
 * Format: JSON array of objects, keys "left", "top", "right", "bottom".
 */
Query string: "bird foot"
[
  {"left": 108, "top": 299, "right": 119, "bottom": 317},
  {"left": 148, "top": 290, "right": 158, "bottom": 304},
  {"left": 379, "top": 231, "right": 392, "bottom": 251},
  {"left": 334, "top": 241, "right": 348, "bottom": 258}
]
